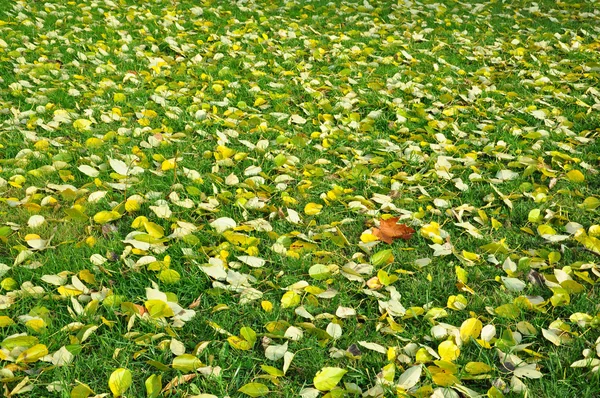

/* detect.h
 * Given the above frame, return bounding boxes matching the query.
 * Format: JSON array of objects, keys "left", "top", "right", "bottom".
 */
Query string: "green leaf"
[
  {"left": 371, "top": 249, "right": 393, "bottom": 266},
  {"left": 240, "top": 326, "right": 257, "bottom": 346}
]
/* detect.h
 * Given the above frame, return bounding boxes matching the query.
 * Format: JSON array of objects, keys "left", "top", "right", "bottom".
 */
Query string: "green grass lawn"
[{"left": 1, "top": 0, "right": 600, "bottom": 396}]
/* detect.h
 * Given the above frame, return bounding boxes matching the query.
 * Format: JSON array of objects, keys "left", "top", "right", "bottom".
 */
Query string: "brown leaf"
[
  {"left": 372, "top": 217, "right": 415, "bottom": 244},
  {"left": 161, "top": 374, "right": 197, "bottom": 394},
  {"left": 347, "top": 344, "right": 362, "bottom": 357},
  {"left": 188, "top": 295, "right": 202, "bottom": 309},
  {"left": 527, "top": 270, "right": 545, "bottom": 286}
]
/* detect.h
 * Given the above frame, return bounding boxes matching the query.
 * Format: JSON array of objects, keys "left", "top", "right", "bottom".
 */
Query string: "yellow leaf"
[
  {"left": 57, "top": 286, "right": 83, "bottom": 297},
  {"left": 461, "top": 250, "right": 480, "bottom": 261},
  {"left": 25, "top": 318, "right": 46, "bottom": 332},
  {"left": 580, "top": 197, "right": 600, "bottom": 210},
  {"left": 447, "top": 295, "right": 467, "bottom": 311},
  {"left": 455, "top": 266, "right": 468, "bottom": 284},
  {"left": 162, "top": 159, "right": 176, "bottom": 171},
  {"left": 227, "top": 335, "right": 252, "bottom": 351},
  {"left": 108, "top": 368, "right": 132, "bottom": 397},
  {"left": 480, "top": 239, "right": 509, "bottom": 254},
  {"left": 125, "top": 199, "right": 141, "bottom": 213},
  {"left": 85, "top": 137, "right": 103, "bottom": 148},
  {"left": 0, "top": 316, "right": 14, "bottom": 327},
  {"left": 240, "top": 327, "right": 257, "bottom": 346},
  {"left": 431, "top": 370, "right": 459, "bottom": 387},
  {"left": 73, "top": 119, "right": 92, "bottom": 131},
  {"left": 537, "top": 224, "right": 556, "bottom": 236},
  {"left": 438, "top": 340, "right": 460, "bottom": 362},
  {"left": 15, "top": 344, "right": 48, "bottom": 363},
  {"left": 93, "top": 211, "right": 122, "bottom": 224},
  {"left": 280, "top": 291, "right": 300, "bottom": 309},
  {"left": 313, "top": 367, "right": 347, "bottom": 391},
  {"left": 360, "top": 232, "right": 379, "bottom": 243},
  {"left": 566, "top": 169, "right": 585, "bottom": 183},
  {"left": 381, "top": 363, "right": 396, "bottom": 382},
  {"left": 1, "top": 277, "right": 17, "bottom": 291},
  {"left": 132, "top": 216, "right": 149, "bottom": 229},
  {"left": 371, "top": 249, "right": 394, "bottom": 266},
  {"left": 491, "top": 218, "right": 502, "bottom": 229},
  {"left": 304, "top": 202, "right": 323, "bottom": 215},
  {"left": 261, "top": 300, "right": 273, "bottom": 312},
  {"left": 459, "top": 318, "right": 482, "bottom": 343}
]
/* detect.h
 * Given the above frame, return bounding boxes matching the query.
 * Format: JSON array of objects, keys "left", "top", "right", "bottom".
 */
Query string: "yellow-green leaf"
[
  {"left": 465, "top": 362, "right": 492, "bottom": 375},
  {"left": 495, "top": 303, "right": 520, "bottom": 319},
  {"left": 145, "top": 374, "right": 162, "bottom": 398},
  {"left": 261, "top": 365, "right": 284, "bottom": 377},
  {"left": 158, "top": 269, "right": 181, "bottom": 284},
  {"left": 145, "top": 300, "right": 175, "bottom": 318},
  {"left": 70, "top": 383, "right": 94, "bottom": 398},
  {"left": 108, "top": 368, "right": 132, "bottom": 397},
  {"left": 377, "top": 269, "right": 398, "bottom": 286},
  {"left": 143, "top": 221, "right": 164, "bottom": 238},
  {"left": 371, "top": 249, "right": 394, "bottom": 267},
  {"left": 281, "top": 290, "right": 300, "bottom": 309},
  {"left": 238, "top": 382, "right": 269, "bottom": 397},
  {"left": 240, "top": 326, "right": 257, "bottom": 346},
  {"left": 313, "top": 367, "right": 347, "bottom": 391},
  {"left": 172, "top": 354, "right": 202, "bottom": 372}
]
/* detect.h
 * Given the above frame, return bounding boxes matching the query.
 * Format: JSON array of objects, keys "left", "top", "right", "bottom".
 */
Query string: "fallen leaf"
[{"left": 372, "top": 217, "right": 415, "bottom": 244}]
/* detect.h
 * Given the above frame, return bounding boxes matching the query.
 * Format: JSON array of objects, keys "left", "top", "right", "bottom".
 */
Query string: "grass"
[{"left": 1, "top": 0, "right": 600, "bottom": 397}]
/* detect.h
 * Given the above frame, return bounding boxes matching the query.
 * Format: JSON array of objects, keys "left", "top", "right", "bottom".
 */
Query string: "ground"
[{"left": 1, "top": 0, "right": 600, "bottom": 397}]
